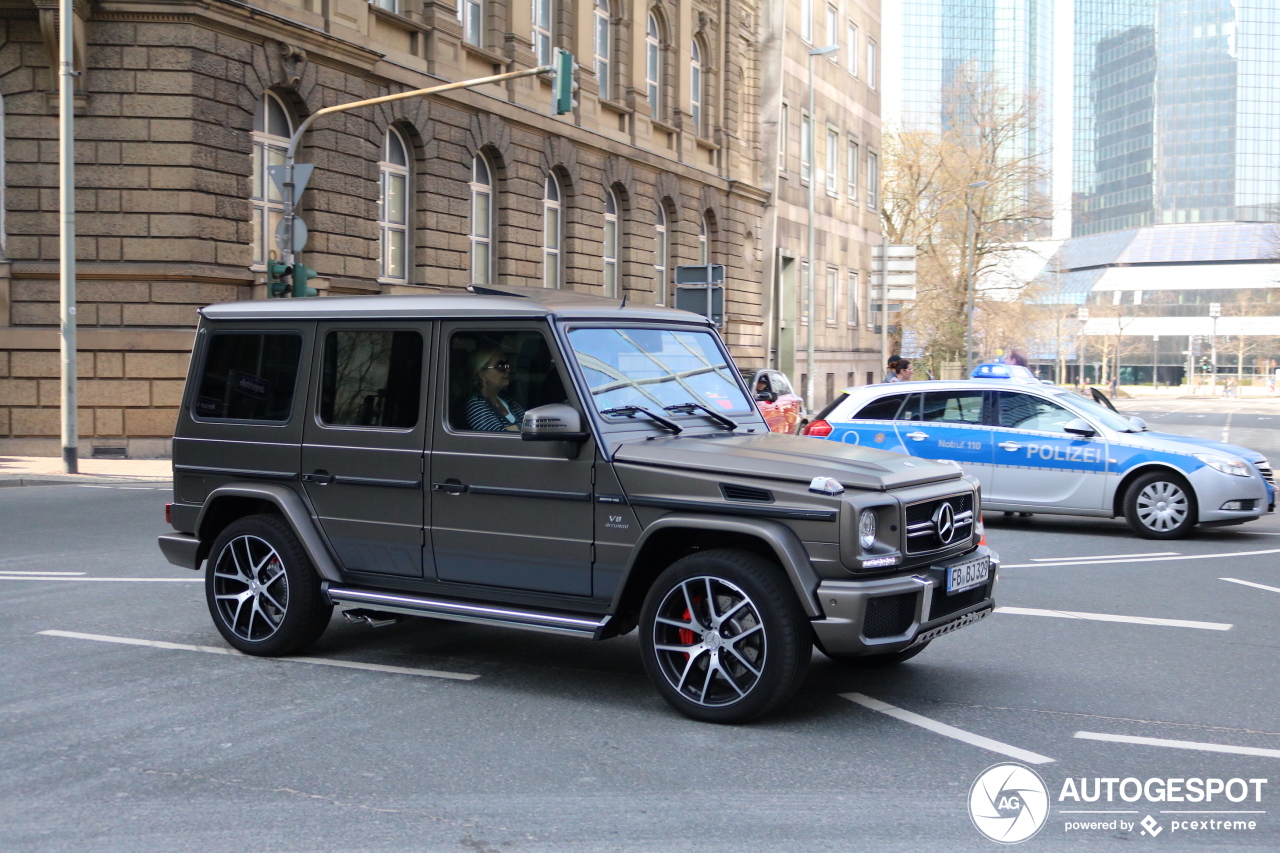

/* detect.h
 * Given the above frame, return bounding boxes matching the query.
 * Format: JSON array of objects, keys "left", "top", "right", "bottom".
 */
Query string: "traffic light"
[
  {"left": 291, "top": 263, "right": 319, "bottom": 297},
  {"left": 553, "top": 48, "right": 578, "bottom": 115},
  {"left": 267, "top": 259, "right": 292, "bottom": 297}
]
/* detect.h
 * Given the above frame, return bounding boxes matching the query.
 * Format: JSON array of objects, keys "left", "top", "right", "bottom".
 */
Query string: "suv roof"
[{"left": 200, "top": 284, "right": 705, "bottom": 324}]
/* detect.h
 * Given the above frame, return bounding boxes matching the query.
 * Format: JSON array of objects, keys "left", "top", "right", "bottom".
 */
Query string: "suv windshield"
[{"left": 568, "top": 327, "right": 751, "bottom": 416}]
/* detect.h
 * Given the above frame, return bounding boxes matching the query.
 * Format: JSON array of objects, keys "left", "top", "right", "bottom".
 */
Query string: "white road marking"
[
  {"left": 1223, "top": 412, "right": 1233, "bottom": 443},
  {"left": 38, "top": 630, "right": 480, "bottom": 681},
  {"left": 0, "top": 571, "right": 86, "bottom": 576},
  {"left": 995, "top": 606, "right": 1231, "bottom": 631},
  {"left": 841, "top": 692, "right": 1055, "bottom": 764},
  {"left": 1028, "top": 552, "right": 1178, "bottom": 562},
  {"left": 1075, "top": 731, "right": 1280, "bottom": 759},
  {"left": 1221, "top": 577, "right": 1280, "bottom": 595},
  {"left": 0, "top": 576, "right": 201, "bottom": 582},
  {"left": 1003, "top": 547, "right": 1280, "bottom": 569}
]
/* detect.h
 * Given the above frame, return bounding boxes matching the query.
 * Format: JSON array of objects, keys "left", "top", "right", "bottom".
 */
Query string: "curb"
[{"left": 0, "top": 477, "right": 172, "bottom": 488}]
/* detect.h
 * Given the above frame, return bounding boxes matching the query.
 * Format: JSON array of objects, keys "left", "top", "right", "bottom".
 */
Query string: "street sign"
[
  {"left": 275, "top": 216, "right": 308, "bottom": 253},
  {"left": 675, "top": 285, "right": 724, "bottom": 327},
  {"left": 1209, "top": 302, "right": 1221, "bottom": 318},
  {"left": 674, "top": 264, "right": 725, "bottom": 285},
  {"left": 267, "top": 163, "right": 315, "bottom": 201}
]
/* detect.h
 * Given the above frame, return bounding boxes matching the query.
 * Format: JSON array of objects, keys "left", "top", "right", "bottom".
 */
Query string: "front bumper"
[
  {"left": 1188, "top": 466, "right": 1271, "bottom": 524},
  {"left": 810, "top": 546, "right": 997, "bottom": 658}
]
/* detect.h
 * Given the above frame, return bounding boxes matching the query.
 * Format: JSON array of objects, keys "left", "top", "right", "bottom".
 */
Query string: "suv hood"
[{"left": 612, "top": 431, "right": 961, "bottom": 491}]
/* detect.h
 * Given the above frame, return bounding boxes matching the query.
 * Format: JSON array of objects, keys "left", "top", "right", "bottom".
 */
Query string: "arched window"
[
  {"left": 251, "top": 92, "right": 293, "bottom": 267},
  {"left": 379, "top": 127, "right": 410, "bottom": 282},
  {"left": 594, "top": 0, "right": 611, "bottom": 99},
  {"left": 653, "top": 204, "right": 668, "bottom": 305},
  {"left": 542, "top": 174, "right": 562, "bottom": 289},
  {"left": 603, "top": 189, "right": 620, "bottom": 298},
  {"left": 470, "top": 154, "right": 493, "bottom": 284},
  {"left": 690, "top": 39, "right": 704, "bottom": 135},
  {"left": 533, "top": 0, "right": 553, "bottom": 66},
  {"left": 646, "top": 13, "right": 663, "bottom": 119},
  {"left": 698, "top": 214, "right": 710, "bottom": 265}
]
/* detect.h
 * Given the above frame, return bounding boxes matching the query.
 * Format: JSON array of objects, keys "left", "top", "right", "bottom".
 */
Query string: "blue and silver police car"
[{"left": 804, "top": 365, "right": 1274, "bottom": 539}]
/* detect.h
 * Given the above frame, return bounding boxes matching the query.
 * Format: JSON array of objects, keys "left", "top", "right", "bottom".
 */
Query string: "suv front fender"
[
  {"left": 189, "top": 484, "right": 343, "bottom": 583},
  {"left": 617, "top": 514, "right": 823, "bottom": 618}
]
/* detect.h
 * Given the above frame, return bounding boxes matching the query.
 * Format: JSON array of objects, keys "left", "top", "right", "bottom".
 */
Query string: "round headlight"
[{"left": 858, "top": 509, "right": 877, "bottom": 550}]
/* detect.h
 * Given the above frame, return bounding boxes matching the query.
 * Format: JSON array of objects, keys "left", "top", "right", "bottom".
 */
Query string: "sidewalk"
[{"left": 0, "top": 456, "right": 172, "bottom": 488}]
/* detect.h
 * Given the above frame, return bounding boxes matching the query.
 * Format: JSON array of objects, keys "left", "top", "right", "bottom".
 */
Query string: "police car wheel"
[{"left": 1123, "top": 472, "right": 1197, "bottom": 540}]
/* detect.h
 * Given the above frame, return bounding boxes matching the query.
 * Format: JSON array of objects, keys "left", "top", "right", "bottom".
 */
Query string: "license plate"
[{"left": 946, "top": 555, "right": 989, "bottom": 595}]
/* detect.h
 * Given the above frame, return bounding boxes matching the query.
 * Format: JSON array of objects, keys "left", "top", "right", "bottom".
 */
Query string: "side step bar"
[{"left": 324, "top": 584, "right": 611, "bottom": 639}]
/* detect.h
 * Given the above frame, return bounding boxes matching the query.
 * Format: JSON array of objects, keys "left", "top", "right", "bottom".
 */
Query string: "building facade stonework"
[{"left": 0, "top": 0, "right": 881, "bottom": 456}]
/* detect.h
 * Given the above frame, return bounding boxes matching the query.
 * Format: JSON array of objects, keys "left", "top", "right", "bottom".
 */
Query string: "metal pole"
[
  {"left": 58, "top": 0, "right": 77, "bottom": 473},
  {"left": 1211, "top": 316, "right": 1218, "bottom": 394},
  {"left": 805, "top": 51, "right": 816, "bottom": 411},
  {"left": 280, "top": 64, "right": 554, "bottom": 270},
  {"left": 880, "top": 245, "right": 888, "bottom": 372}
]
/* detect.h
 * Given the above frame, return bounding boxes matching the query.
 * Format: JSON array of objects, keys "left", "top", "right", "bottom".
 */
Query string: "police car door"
[
  {"left": 988, "top": 390, "right": 1108, "bottom": 509},
  {"left": 897, "top": 389, "right": 994, "bottom": 485}
]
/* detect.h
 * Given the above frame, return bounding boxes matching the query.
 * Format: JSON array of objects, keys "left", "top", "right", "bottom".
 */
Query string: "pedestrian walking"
[
  {"left": 886, "top": 360, "right": 913, "bottom": 383},
  {"left": 884, "top": 354, "right": 901, "bottom": 382},
  {"left": 1109, "top": 374, "right": 1119, "bottom": 397}
]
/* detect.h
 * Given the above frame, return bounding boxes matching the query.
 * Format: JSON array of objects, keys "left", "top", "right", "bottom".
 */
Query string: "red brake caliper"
[{"left": 678, "top": 597, "right": 702, "bottom": 660}]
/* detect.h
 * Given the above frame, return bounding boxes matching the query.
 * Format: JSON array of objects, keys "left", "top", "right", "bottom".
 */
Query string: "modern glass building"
[{"left": 1074, "top": 0, "right": 1280, "bottom": 235}]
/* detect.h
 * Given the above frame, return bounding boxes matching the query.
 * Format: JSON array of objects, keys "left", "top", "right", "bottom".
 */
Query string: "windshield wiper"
[
  {"left": 663, "top": 402, "right": 738, "bottom": 431},
  {"left": 600, "top": 405, "right": 683, "bottom": 434}
]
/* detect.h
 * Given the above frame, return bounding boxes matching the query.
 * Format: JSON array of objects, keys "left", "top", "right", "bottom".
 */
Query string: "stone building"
[{"left": 0, "top": 0, "right": 881, "bottom": 457}]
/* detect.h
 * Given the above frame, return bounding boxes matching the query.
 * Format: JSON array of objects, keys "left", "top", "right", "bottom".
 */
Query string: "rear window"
[
  {"left": 853, "top": 394, "right": 907, "bottom": 421},
  {"left": 194, "top": 332, "right": 302, "bottom": 422}
]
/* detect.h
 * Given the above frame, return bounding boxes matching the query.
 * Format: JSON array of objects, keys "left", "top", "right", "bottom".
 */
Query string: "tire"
[
  {"left": 638, "top": 549, "right": 812, "bottom": 723},
  {"left": 1123, "top": 471, "right": 1198, "bottom": 540},
  {"left": 825, "top": 641, "right": 930, "bottom": 668},
  {"left": 205, "top": 514, "right": 333, "bottom": 656}
]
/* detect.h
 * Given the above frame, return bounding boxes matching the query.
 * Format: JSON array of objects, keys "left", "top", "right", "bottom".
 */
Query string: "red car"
[{"left": 744, "top": 369, "right": 807, "bottom": 434}]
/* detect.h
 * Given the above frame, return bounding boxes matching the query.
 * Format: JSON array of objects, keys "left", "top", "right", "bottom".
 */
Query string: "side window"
[
  {"left": 920, "top": 390, "right": 985, "bottom": 425},
  {"left": 194, "top": 332, "right": 302, "bottom": 422},
  {"left": 319, "top": 330, "right": 423, "bottom": 429},
  {"left": 448, "top": 330, "right": 567, "bottom": 433},
  {"left": 854, "top": 394, "right": 907, "bottom": 421},
  {"left": 998, "top": 392, "right": 1076, "bottom": 433}
]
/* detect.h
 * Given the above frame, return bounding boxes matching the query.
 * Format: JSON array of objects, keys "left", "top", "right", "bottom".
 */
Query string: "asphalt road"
[{"left": 3, "top": 410, "right": 1279, "bottom": 852}]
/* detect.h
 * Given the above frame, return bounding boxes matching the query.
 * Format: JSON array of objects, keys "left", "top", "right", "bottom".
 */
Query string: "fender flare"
[
  {"left": 620, "top": 513, "right": 823, "bottom": 618},
  {"left": 196, "top": 483, "right": 344, "bottom": 583}
]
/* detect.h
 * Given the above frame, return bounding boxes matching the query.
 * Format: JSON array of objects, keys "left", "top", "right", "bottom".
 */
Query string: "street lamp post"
[
  {"left": 1077, "top": 306, "right": 1089, "bottom": 386},
  {"left": 58, "top": 0, "right": 77, "bottom": 473},
  {"left": 805, "top": 44, "right": 838, "bottom": 412},
  {"left": 963, "top": 180, "right": 989, "bottom": 372}
]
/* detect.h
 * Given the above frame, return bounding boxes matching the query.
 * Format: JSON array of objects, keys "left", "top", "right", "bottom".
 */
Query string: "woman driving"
[{"left": 466, "top": 346, "right": 526, "bottom": 432}]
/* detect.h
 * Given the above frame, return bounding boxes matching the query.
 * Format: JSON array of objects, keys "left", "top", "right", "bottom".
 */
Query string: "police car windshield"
[{"left": 1056, "top": 391, "right": 1140, "bottom": 432}]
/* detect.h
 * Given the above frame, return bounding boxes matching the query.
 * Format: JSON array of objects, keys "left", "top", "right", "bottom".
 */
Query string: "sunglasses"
[{"left": 483, "top": 361, "right": 512, "bottom": 371}]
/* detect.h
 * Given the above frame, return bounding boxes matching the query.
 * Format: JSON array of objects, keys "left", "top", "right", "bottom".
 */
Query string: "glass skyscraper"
[{"left": 1074, "top": 0, "right": 1280, "bottom": 235}]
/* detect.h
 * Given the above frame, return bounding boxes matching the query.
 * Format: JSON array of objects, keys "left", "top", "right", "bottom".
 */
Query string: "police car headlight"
[
  {"left": 1193, "top": 453, "right": 1251, "bottom": 477},
  {"left": 858, "top": 510, "right": 877, "bottom": 550}
]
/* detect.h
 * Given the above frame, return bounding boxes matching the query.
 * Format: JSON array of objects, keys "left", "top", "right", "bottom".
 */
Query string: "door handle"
[
  {"left": 906, "top": 431, "right": 929, "bottom": 441},
  {"left": 303, "top": 470, "right": 334, "bottom": 485},
  {"left": 998, "top": 441, "right": 1023, "bottom": 452},
  {"left": 431, "top": 480, "right": 468, "bottom": 495}
]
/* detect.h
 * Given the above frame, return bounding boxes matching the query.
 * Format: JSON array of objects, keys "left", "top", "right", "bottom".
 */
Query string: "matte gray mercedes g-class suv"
[{"left": 159, "top": 285, "right": 997, "bottom": 722}]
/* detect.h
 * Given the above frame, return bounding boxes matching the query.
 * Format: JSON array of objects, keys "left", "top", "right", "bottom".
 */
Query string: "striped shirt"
[{"left": 466, "top": 395, "right": 526, "bottom": 432}]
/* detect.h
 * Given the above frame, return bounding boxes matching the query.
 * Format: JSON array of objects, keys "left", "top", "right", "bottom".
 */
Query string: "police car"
[{"left": 803, "top": 365, "right": 1274, "bottom": 539}]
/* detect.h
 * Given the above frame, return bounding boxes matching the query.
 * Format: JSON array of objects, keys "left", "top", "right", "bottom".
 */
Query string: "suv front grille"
[
  {"left": 905, "top": 492, "right": 974, "bottom": 554},
  {"left": 863, "top": 592, "right": 918, "bottom": 638},
  {"left": 929, "top": 583, "right": 988, "bottom": 621}
]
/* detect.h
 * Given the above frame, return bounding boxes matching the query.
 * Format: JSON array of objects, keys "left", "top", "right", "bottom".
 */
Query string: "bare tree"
[{"left": 882, "top": 71, "right": 1052, "bottom": 371}]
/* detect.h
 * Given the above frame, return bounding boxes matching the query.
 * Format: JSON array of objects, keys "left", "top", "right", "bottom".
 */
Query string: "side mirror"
[
  {"left": 1128, "top": 416, "right": 1147, "bottom": 432},
  {"left": 756, "top": 390, "right": 778, "bottom": 403},
  {"left": 1063, "top": 417, "right": 1097, "bottom": 438},
  {"left": 521, "top": 404, "right": 590, "bottom": 442}
]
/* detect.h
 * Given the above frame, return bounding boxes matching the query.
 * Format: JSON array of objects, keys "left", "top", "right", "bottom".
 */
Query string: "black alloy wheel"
[
  {"left": 205, "top": 514, "right": 333, "bottom": 656},
  {"left": 639, "top": 549, "right": 812, "bottom": 723}
]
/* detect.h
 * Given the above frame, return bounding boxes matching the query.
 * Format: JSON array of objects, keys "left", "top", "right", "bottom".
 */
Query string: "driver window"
[
  {"left": 448, "top": 331, "right": 567, "bottom": 433},
  {"left": 771, "top": 372, "right": 793, "bottom": 395},
  {"left": 998, "top": 392, "right": 1075, "bottom": 433},
  {"left": 920, "top": 390, "right": 984, "bottom": 425}
]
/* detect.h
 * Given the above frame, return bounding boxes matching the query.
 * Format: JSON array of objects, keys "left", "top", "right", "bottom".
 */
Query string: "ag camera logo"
[{"left": 969, "top": 763, "right": 1050, "bottom": 844}]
